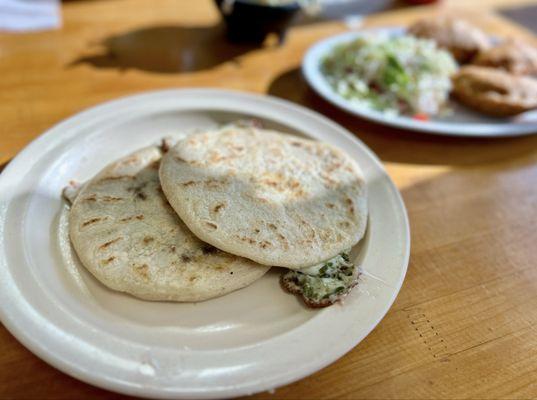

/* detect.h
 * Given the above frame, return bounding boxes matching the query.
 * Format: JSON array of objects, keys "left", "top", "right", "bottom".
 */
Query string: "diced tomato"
[{"left": 413, "top": 113, "right": 429, "bottom": 121}]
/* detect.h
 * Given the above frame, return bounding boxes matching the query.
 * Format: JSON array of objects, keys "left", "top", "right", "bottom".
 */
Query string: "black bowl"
[{"left": 214, "top": 0, "right": 301, "bottom": 44}]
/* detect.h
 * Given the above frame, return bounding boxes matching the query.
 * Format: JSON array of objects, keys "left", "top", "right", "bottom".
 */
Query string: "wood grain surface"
[{"left": 1, "top": 0, "right": 537, "bottom": 399}]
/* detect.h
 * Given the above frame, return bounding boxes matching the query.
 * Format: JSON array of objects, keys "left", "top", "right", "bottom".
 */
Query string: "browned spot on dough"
[
  {"left": 174, "top": 155, "right": 187, "bottom": 163},
  {"left": 293, "top": 188, "right": 307, "bottom": 198},
  {"left": 102, "top": 196, "right": 123, "bottom": 202},
  {"left": 83, "top": 195, "right": 97, "bottom": 202},
  {"left": 326, "top": 203, "right": 335, "bottom": 209},
  {"left": 205, "top": 178, "right": 228, "bottom": 189},
  {"left": 181, "top": 180, "right": 196, "bottom": 186},
  {"left": 298, "top": 218, "right": 316, "bottom": 240},
  {"left": 189, "top": 276, "right": 198, "bottom": 282},
  {"left": 213, "top": 203, "right": 225, "bottom": 213},
  {"left": 236, "top": 235, "right": 256, "bottom": 244},
  {"left": 248, "top": 237, "right": 256, "bottom": 244},
  {"left": 82, "top": 217, "right": 104, "bottom": 227},
  {"left": 319, "top": 230, "right": 331, "bottom": 241},
  {"left": 205, "top": 221, "right": 218, "bottom": 230},
  {"left": 338, "top": 221, "right": 351, "bottom": 228},
  {"left": 269, "top": 147, "right": 283, "bottom": 157},
  {"left": 150, "top": 160, "right": 160, "bottom": 170},
  {"left": 260, "top": 240, "right": 272, "bottom": 249},
  {"left": 119, "top": 214, "right": 144, "bottom": 222},
  {"left": 170, "top": 245, "right": 176, "bottom": 253},
  {"left": 101, "top": 256, "right": 116, "bottom": 265},
  {"left": 326, "top": 162, "right": 342, "bottom": 173},
  {"left": 100, "top": 175, "right": 135, "bottom": 182},
  {"left": 209, "top": 152, "right": 231, "bottom": 163},
  {"left": 143, "top": 236, "right": 154, "bottom": 244},
  {"left": 135, "top": 264, "right": 150, "bottom": 279},
  {"left": 254, "top": 228, "right": 260, "bottom": 234},
  {"left": 290, "top": 141, "right": 303, "bottom": 147},
  {"left": 271, "top": 227, "right": 289, "bottom": 248},
  {"left": 346, "top": 198, "right": 354, "bottom": 215},
  {"left": 321, "top": 172, "right": 337, "bottom": 187},
  {"left": 99, "top": 237, "right": 121, "bottom": 250},
  {"left": 181, "top": 254, "right": 192, "bottom": 263},
  {"left": 259, "top": 174, "right": 304, "bottom": 197}
]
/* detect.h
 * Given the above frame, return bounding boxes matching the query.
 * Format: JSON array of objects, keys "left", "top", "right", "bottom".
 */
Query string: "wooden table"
[{"left": 1, "top": 0, "right": 537, "bottom": 398}]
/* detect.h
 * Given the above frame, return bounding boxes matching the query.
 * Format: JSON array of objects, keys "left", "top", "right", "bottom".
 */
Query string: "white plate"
[
  {"left": 303, "top": 29, "right": 537, "bottom": 137},
  {"left": 0, "top": 89, "right": 409, "bottom": 399}
]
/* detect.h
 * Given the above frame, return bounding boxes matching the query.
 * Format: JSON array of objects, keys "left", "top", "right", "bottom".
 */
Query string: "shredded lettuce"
[{"left": 321, "top": 34, "right": 457, "bottom": 116}]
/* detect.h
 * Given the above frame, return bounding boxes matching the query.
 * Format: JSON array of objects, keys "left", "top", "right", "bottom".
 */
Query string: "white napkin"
[{"left": 0, "top": 0, "right": 61, "bottom": 32}]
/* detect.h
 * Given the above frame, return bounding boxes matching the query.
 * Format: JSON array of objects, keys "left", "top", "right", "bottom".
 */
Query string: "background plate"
[
  {"left": 302, "top": 29, "right": 537, "bottom": 137},
  {"left": 0, "top": 89, "right": 409, "bottom": 399}
]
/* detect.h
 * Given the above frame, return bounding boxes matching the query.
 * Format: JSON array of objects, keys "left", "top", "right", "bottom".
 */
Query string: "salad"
[{"left": 321, "top": 34, "right": 457, "bottom": 117}]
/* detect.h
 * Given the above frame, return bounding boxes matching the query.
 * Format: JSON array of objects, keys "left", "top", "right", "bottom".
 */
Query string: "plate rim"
[
  {"left": 302, "top": 28, "right": 537, "bottom": 137},
  {"left": 0, "top": 88, "right": 410, "bottom": 399}
]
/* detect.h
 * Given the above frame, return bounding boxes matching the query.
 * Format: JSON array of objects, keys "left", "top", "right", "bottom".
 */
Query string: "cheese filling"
[{"left": 283, "top": 252, "right": 358, "bottom": 303}]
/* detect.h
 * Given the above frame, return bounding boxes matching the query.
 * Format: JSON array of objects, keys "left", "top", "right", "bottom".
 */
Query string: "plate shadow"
[
  {"left": 0, "top": 160, "right": 10, "bottom": 174},
  {"left": 70, "top": 23, "right": 262, "bottom": 73}
]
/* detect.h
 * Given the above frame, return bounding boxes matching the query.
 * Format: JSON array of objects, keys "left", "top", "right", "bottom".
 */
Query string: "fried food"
[
  {"left": 408, "top": 16, "right": 491, "bottom": 63},
  {"left": 473, "top": 39, "right": 537, "bottom": 76},
  {"left": 452, "top": 66, "right": 537, "bottom": 117}
]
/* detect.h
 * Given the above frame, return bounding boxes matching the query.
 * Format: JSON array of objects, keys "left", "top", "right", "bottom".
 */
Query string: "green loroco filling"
[{"left": 284, "top": 252, "right": 358, "bottom": 303}]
